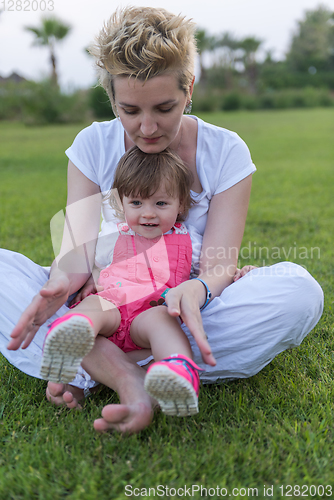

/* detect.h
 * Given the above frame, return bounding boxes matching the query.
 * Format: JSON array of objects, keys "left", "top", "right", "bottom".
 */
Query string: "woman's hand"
[
  {"left": 8, "top": 273, "right": 71, "bottom": 351},
  {"left": 164, "top": 280, "right": 216, "bottom": 367},
  {"left": 233, "top": 265, "right": 257, "bottom": 282},
  {"left": 69, "top": 273, "right": 104, "bottom": 305}
]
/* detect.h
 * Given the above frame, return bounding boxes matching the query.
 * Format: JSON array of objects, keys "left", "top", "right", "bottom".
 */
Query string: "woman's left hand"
[
  {"left": 233, "top": 265, "right": 257, "bottom": 282},
  {"left": 164, "top": 281, "right": 216, "bottom": 367}
]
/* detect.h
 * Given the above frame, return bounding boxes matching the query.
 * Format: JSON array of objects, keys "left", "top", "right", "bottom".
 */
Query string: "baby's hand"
[{"left": 70, "top": 273, "right": 104, "bottom": 305}]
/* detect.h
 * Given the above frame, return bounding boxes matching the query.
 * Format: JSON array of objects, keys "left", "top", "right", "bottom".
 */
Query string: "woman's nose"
[{"left": 140, "top": 115, "right": 158, "bottom": 136}]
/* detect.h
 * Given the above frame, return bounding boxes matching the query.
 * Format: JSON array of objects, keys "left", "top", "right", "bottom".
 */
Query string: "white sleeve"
[
  {"left": 94, "top": 222, "right": 119, "bottom": 269},
  {"left": 188, "top": 224, "right": 203, "bottom": 278},
  {"left": 197, "top": 118, "right": 256, "bottom": 198},
  {"left": 214, "top": 132, "right": 256, "bottom": 195},
  {"left": 65, "top": 123, "right": 102, "bottom": 186}
]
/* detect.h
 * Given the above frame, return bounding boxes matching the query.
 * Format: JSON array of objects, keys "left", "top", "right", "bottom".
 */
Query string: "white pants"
[{"left": 0, "top": 249, "right": 324, "bottom": 388}]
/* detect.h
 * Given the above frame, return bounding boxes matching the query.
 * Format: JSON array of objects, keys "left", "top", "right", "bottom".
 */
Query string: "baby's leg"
[
  {"left": 130, "top": 305, "right": 192, "bottom": 360},
  {"left": 130, "top": 306, "right": 201, "bottom": 417},
  {"left": 68, "top": 294, "right": 121, "bottom": 338},
  {"left": 40, "top": 295, "right": 121, "bottom": 383}
]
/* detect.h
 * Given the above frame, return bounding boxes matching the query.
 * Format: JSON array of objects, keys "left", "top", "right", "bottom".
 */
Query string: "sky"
[{"left": 1, "top": 0, "right": 333, "bottom": 90}]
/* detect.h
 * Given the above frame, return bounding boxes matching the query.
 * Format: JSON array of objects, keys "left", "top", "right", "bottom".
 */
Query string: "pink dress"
[{"left": 97, "top": 222, "right": 192, "bottom": 352}]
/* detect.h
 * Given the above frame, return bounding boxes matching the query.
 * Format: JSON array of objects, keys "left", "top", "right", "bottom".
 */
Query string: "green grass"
[{"left": 0, "top": 109, "right": 334, "bottom": 499}]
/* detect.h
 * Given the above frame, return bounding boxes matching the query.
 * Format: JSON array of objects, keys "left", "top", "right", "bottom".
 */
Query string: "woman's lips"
[{"left": 142, "top": 136, "right": 162, "bottom": 144}]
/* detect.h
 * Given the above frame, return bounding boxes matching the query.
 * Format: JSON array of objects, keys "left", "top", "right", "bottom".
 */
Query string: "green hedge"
[
  {"left": 0, "top": 80, "right": 89, "bottom": 124},
  {"left": 192, "top": 87, "right": 334, "bottom": 113},
  {"left": 1, "top": 81, "right": 333, "bottom": 123}
]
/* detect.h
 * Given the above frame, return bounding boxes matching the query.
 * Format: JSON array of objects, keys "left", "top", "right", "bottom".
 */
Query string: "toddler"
[{"left": 40, "top": 146, "right": 207, "bottom": 416}]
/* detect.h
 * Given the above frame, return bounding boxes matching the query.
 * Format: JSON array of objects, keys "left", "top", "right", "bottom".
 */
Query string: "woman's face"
[{"left": 113, "top": 73, "right": 191, "bottom": 154}]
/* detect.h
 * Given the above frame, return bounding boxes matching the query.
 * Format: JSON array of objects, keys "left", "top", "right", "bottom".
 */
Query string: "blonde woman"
[{"left": 2, "top": 7, "right": 323, "bottom": 433}]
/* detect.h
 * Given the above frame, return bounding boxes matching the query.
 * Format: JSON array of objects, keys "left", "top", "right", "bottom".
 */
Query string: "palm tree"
[
  {"left": 216, "top": 32, "right": 239, "bottom": 90},
  {"left": 238, "top": 37, "right": 262, "bottom": 93},
  {"left": 25, "top": 17, "right": 71, "bottom": 86},
  {"left": 195, "top": 28, "right": 216, "bottom": 87}
]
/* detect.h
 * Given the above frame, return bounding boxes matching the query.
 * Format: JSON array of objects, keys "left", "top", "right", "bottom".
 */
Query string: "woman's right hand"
[{"left": 7, "top": 273, "right": 71, "bottom": 351}]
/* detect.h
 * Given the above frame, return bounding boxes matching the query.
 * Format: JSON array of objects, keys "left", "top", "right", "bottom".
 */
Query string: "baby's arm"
[{"left": 71, "top": 265, "right": 103, "bottom": 304}]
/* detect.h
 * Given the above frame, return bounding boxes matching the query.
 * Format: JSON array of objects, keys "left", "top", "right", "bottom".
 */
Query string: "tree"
[
  {"left": 25, "top": 17, "right": 71, "bottom": 86},
  {"left": 238, "top": 37, "right": 263, "bottom": 93},
  {"left": 195, "top": 28, "right": 216, "bottom": 87},
  {"left": 213, "top": 32, "right": 240, "bottom": 90},
  {"left": 286, "top": 5, "right": 334, "bottom": 71}
]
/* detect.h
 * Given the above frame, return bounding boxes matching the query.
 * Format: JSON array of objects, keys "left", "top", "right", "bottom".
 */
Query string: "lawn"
[{"left": 0, "top": 109, "right": 333, "bottom": 499}]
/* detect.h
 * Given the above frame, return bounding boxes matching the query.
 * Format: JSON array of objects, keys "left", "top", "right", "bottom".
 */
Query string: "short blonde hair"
[
  {"left": 109, "top": 146, "right": 195, "bottom": 222},
  {"left": 89, "top": 6, "right": 197, "bottom": 113}
]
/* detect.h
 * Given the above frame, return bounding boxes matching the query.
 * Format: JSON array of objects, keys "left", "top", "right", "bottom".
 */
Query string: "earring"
[{"left": 184, "top": 100, "right": 192, "bottom": 114}]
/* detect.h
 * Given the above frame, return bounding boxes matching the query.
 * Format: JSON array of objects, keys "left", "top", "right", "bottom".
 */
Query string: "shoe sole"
[
  {"left": 40, "top": 316, "right": 95, "bottom": 383},
  {"left": 144, "top": 365, "right": 198, "bottom": 416}
]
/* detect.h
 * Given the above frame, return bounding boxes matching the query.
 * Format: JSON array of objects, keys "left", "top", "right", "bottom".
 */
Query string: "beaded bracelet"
[{"left": 194, "top": 277, "right": 212, "bottom": 311}]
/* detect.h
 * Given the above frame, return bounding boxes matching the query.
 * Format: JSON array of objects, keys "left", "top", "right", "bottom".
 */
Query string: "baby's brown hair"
[{"left": 109, "top": 146, "right": 195, "bottom": 221}]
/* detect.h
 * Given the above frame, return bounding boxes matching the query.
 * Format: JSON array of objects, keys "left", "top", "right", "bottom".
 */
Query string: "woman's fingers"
[
  {"left": 165, "top": 288, "right": 216, "bottom": 366},
  {"left": 10, "top": 294, "right": 41, "bottom": 339},
  {"left": 8, "top": 276, "right": 70, "bottom": 350},
  {"left": 233, "top": 265, "right": 257, "bottom": 282},
  {"left": 8, "top": 291, "right": 46, "bottom": 349},
  {"left": 69, "top": 281, "right": 104, "bottom": 305},
  {"left": 164, "top": 288, "right": 182, "bottom": 316},
  {"left": 181, "top": 308, "right": 216, "bottom": 366}
]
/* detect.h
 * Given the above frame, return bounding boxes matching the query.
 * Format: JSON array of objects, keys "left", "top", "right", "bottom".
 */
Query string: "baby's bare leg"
[
  {"left": 68, "top": 295, "right": 121, "bottom": 338},
  {"left": 131, "top": 307, "right": 201, "bottom": 417},
  {"left": 130, "top": 306, "right": 192, "bottom": 361},
  {"left": 40, "top": 296, "right": 121, "bottom": 383}
]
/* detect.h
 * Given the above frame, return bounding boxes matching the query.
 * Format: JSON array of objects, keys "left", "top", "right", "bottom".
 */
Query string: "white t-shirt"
[{"left": 65, "top": 116, "right": 256, "bottom": 270}]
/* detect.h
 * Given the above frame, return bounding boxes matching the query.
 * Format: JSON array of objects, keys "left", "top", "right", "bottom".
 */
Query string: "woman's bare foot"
[
  {"left": 94, "top": 401, "right": 153, "bottom": 434},
  {"left": 45, "top": 337, "right": 156, "bottom": 433},
  {"left": 46, "top": 382, "right": 86, "bottom": 409}
]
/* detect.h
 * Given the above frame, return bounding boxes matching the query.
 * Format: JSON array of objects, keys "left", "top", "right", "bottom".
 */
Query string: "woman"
[{"left": 0, "top": 7, "right": 323, "bottom": 434}]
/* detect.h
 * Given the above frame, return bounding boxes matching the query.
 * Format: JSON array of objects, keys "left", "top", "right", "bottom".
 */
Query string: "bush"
[
  {"left": 22, "top": 81, "right": 88, "bottom": 125},
  {"left": 88, "top": 85, "right": 115, "bottom": 119},
  {"left": 0, "top": 81, "right": 27, "bottom": 120},
  {"left": 0, "top": 80, "right": 88, "bottom": 124},
  {"left": 191, "top": 86, "right": 334, "bottom": 113},
  {"left": 257, "top": 88, "right": 334, "bottom": 111},
  {"left": 191, "top": 89, "right": 218, "bottom": 113},
  {"left": 221, "top": 92, "right": 242, "bottom": 111},
  {"left": 242, "top": 95, "right": 259, "bottom": 110}
]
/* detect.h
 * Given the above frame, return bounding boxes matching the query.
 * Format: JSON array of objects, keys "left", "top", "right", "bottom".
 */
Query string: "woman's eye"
[
  {"left": 159, "top": 107, "right": 173, "bottom": 113},
  {"left": 122, "top": 108, "right": 138, "bottom": 115}
]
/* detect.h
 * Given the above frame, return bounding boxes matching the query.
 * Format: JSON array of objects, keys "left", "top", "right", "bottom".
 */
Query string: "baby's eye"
[
  {"left": 156, "top": 201, "right": 167, "bottom": 206},
  {"left": 131, "top": 200, "right": 142, "bottom": 206}
]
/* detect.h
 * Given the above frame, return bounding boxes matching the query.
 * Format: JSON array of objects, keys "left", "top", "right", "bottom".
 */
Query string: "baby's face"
[{"left": 122, "top": 186, "right": 182, "bottom": 238}]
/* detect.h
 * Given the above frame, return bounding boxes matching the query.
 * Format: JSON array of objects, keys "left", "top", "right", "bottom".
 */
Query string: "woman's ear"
[{"left": 189, "top": 76, "right": 195, "bottom": 98}]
